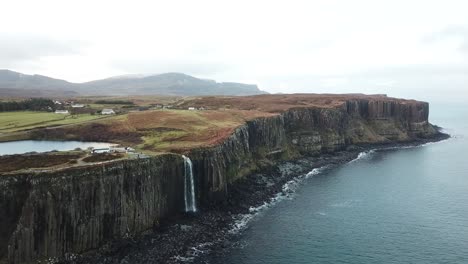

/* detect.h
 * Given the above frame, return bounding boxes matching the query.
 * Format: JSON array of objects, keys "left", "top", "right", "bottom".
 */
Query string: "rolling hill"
[{"left": 0, "top": 70, "right": 267, "bottom": 97}]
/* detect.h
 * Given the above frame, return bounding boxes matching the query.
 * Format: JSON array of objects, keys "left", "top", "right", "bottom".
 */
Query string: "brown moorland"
[
  {"left": 0, "top": 153, "right": 83, "bottom": 173},
  {"left": 176, "top": 93, "right": 418, "bottom": 112},
  {"left": 31, "top": 109, "right": 277, "bottom": 153},
  {"left": 20, "top": 94, "right": 422, "bottom": 154},
  {"left": 82, "top": 153, "right": 124, "bottom": 163}
]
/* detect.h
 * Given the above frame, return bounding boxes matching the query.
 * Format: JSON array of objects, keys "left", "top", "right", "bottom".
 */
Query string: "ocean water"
[{"left": 211, "top": 103, "right": 468, "bottom": 264}]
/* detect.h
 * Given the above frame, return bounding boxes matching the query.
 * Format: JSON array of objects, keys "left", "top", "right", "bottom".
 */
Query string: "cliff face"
[
  {"left": 0, "top": 155, "right": 184, "bottom": 263},
  {"left": 0, "top": 98, "right": 439, "bottom": 263},
  {"left": 189, "top": 99, "right": 437, "bottom": 205}
]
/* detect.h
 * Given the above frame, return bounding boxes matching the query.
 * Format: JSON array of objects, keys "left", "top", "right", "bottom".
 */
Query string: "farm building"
[
  {"left": 91, "top": 148, "right": 111, "bottom": 154},
  {"left": 101, "top": 109, "right": 115, "bottom": 115},
  {"left": 54, "top": 110, "right": 69, "bottom": 114}
]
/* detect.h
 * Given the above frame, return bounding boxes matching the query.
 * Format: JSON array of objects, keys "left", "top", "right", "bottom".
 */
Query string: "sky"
[{"left": 1, "top": 0, "right": 467, "bottom": 103}]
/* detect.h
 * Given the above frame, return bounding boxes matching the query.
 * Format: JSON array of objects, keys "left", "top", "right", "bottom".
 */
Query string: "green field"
[{"left": 0, "top": 111, "right": 111, "bottom": 133}]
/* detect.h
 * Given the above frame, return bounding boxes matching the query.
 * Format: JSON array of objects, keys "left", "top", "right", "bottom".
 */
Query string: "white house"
[
  {"left": 110, "top": 147, "right": 127, "bottom": 153},
  {"left": 91, "top": 148, "right": 112, "bottom": 154},
  {"left": 188, "top": 107, "right": 196, "bottom": 111},
  {"left": 55, "top": 110, "right": 69, "bottom": 114},
  {"left": 71, "top": 104, "right": 85, "bottom": 108},
  {"left": 101, "top": 109, "right": 115, "bottom": 115}
]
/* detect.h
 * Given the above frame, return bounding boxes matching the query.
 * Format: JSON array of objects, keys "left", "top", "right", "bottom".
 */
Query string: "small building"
[
  {"left": 188, "top": 107, "right": 196, "bottom": 111},
  {"left": 125, "top": 147, "right": 136, "bottom": 153},
  {"left": 71, "top": 104, "right": 85, "bottom": 108},
  {"left": 54, "top": 100, "right": 62, "bottom": 105},
  {"left": 101, "top": 109, "right": 115, "bottom": 115},
  {"left": 91, "top": 148, "right": 112, "bottom": 154},
  {"left": 55, "top": 110, "right": 69, "bottom": 114},
  {"left": 110, "top": 147, "right": 126, "bottom": 153}
]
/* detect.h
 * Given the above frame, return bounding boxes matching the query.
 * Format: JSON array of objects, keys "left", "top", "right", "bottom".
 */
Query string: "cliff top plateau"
[{"left": 0, "top": 94, "right": 432, "bottom": 160}]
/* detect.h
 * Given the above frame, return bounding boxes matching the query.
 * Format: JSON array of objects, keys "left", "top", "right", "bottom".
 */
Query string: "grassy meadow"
[
  {"left": 0, "top": 108, "right": 275, "bottom": 153},
  {"left": 132, "top": 109, "right": 275, "bottom": 152},
  {"left": 0, "top": 111, "right": 110, "bottom": 133}
]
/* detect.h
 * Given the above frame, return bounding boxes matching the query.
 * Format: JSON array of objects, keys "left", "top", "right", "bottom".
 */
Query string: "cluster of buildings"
[
  {"left": 52, "top": 100, "right": 207, "bottom": 115},
  {"left": 188, "top": 106, "right": 206, "bottom": 111},
  {"left": 90, "top": 146, "right": 135, "bottom": 154},
  {"left": 53, "top": 100, "right": 83, "bottom": 107},
  {"left": 53, "top": 100, "right": 115, "bottom": 115}
]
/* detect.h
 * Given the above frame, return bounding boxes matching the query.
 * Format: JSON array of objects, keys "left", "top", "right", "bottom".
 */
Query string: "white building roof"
[{"left": 101, "top": 109, "right": 115, "bottom": 114}]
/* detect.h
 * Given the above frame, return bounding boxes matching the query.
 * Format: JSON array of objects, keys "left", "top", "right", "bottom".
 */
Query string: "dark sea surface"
[{"left": 210, "top": 103, "right": 468, "bottom": 264}]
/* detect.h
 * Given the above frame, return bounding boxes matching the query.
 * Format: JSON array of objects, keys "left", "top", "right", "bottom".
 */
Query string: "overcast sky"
[{"left": 1, "top": 0, "right": 467, "bottom": 102}]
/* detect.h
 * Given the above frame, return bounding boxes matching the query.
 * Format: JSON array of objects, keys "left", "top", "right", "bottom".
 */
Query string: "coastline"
[{"left": 66, "top": 131, "right": 450, "bottom": 264}]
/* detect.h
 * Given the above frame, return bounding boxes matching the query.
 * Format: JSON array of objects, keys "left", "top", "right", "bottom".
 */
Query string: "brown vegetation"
[
  {"left": 31, "top": 121, "right": 142, "bottom": 144},
  {"left": 12, "top": 94, "right": 424, "bottom": 154},
  {"left": 82, "top": 153, "right": 124, "bottom": 163},
  {"left": 0, "top": 153, "right": 82, "bottom": 173},
  {"left": 177, "top": 94, "right": 417, "bottom": 113}
]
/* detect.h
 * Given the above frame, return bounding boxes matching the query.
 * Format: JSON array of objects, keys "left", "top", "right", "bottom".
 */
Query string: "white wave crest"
[
  {"left": 229, "top": 166, "right": 326, "bottom": 234},
  {"left": 172, "top": 242, "right": 215, "bottom": 262},
  {"left": 376, "top": 138, "right": 450, "bottom": 152},
  {"left": 350, "top": 150, "right": 375, "bottom": 163}
]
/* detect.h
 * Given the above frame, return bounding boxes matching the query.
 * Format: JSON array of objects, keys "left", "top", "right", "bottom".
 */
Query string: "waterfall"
[{"left": 182, "top": 155, "right": 197, "bottom": 213}]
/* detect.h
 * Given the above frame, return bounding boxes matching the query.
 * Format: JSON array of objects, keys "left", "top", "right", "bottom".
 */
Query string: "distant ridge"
[{"left": 0, "top": 70, "right": 267, "bottom": 97}]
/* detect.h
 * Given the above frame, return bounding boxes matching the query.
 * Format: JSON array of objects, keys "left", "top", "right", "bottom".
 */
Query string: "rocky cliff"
[
  {"left": 0, "top": 98, "right": 441, "bottom": 263},
  {"left": 0, "top": 155, "right": 184, "bottom": 263},
  {"left": 189, "top": 99, "right": 437, "bottom": 205}
]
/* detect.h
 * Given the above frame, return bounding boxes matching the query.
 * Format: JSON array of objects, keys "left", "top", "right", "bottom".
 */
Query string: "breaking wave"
[
  {"left": 350, "top": 136, "right": 451, "bottom": 164},
  {"left": 350, "top": 150, "right": 375, "bottom": 163},
  {"left": 229, "top": 139, "right": 447, "bottom": 235},
  {"left": 172, "top": 242, "right": 215, "bottom": 262},
  {"left": 229, "top": 167, "right": 326, "bottom": 234}
]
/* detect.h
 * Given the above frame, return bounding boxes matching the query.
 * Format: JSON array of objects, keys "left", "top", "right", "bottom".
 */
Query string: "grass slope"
[
  {"left": 0, "top": 111, "right": 110, "bottom": 133},
  {"left": 27, "top": 109, "right": 276, "bottom": 153}
]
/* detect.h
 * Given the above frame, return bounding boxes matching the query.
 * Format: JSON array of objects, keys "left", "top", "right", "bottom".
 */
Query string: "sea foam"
[{"left": 229, "top": 166, "right": 326, "bottom": 234}]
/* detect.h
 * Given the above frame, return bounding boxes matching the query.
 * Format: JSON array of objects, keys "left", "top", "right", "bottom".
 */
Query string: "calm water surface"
[
  {"left": 0, "top": 140, "right": 114, "bottom": 155},
  {"left": 211, "top": 104, "right": 468, "bottom": 264}
]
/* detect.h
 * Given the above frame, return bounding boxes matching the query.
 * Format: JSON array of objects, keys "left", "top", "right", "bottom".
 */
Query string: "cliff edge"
[{"left": 0, "top": 95, "right": 446, "bottom": 263}]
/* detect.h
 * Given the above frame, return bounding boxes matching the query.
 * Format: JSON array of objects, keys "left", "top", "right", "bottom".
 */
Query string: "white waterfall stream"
[{"left": 182, "top": 155, "right": 197, "bottom": 213}]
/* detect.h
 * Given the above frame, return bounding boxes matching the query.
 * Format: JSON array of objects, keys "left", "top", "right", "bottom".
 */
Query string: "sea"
[{"left": 207, "top": 103, "right": 468, "bottom": 264}]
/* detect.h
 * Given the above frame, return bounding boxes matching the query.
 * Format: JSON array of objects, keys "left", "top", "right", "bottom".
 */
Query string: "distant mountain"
[
  {"left": 0, "top": 70, "right": 74, "bottom": 90},
  {"left": 0, "top": 70, "right": 267, "bottom": 97},
  {"left": 81, "top": 72, "right": 266, "bottom": 96},
  {"left": 0, "top": 88, "right": 78, "bottom": 98}
]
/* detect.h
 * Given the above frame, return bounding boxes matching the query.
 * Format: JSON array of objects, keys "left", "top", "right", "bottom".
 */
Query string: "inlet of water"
[
  {"left": 0, "top": 140, "right": 115, "bottom": 155},
  {"left": 182, "top": 155, "right": 197, "bottom": 213}
]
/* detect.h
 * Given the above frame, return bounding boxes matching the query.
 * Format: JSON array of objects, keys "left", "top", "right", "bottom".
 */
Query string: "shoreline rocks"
[
  {"left": 0, "top": 97, "right": 447, "bottom": 263},
  {"left": 66, "top": 133, "right": 449, "bottom": 264}
]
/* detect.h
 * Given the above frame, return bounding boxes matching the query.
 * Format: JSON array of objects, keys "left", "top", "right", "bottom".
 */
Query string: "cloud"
[
  {"left": 461, "top": 41, "right": 468, "bottom": 52},
  {"left": 423, "top": 25, "right": 468, "bottom": 53},
  {"left": 262, "top": 63, "right": 468, "bottom": 103},
  {"left": 0, "top": 34, "right": 85, "bottom": 68},
  {"left": 111, "top": 58, "right": 231, "bottom": 77}
]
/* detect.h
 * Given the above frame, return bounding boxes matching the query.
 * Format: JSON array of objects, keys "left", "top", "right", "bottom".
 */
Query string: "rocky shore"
[
  {"left": 1, "top": 96, "right": 446, "bottom": 263},
  {"left": 64, "top": 133, "right": 449, "bottom": 264}
]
